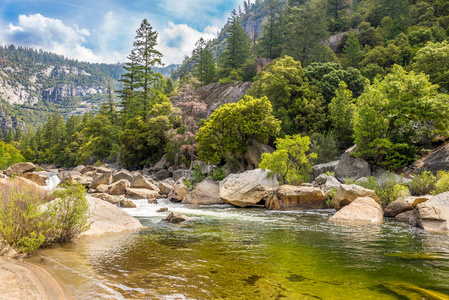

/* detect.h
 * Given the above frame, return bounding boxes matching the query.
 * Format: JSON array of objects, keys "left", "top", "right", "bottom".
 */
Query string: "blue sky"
[{"left": 0, "top": 0, "right": 241, "bottom": 64}]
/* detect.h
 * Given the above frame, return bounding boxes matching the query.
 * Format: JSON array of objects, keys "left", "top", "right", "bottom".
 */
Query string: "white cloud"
[
  {"left": 158, "top": 22, "right": 219, "bottom": 65},
  {"left": 4, "top": 13, "right": 103, "bottom": 63}
]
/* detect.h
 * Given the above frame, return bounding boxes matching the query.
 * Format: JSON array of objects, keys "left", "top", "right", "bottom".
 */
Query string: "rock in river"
[{"left": 219, "top": 169, "right": 278, "bottom": 207}]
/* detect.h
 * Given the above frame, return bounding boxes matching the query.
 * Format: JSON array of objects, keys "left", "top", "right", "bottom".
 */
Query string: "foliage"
[
  {"left": 46, "top": 183, "right": 90, "bottom": 243},
  {"left": 328, "top": 82, "right": 356, "bottom": 149},
  {"left": 353, "top": 65, "right": 449, "bottom": 170},
  {"left": 283, "top": 0, "right": 336, "bottom": 66},
  {"left": 356, "top": 175, "right": 410, "bottom": 208},
  {"left": 412, "top": 41, "right": 449, "bottom": 92},
  {"left": 196, "top": 95, "right": 281, "bottom": 172},
  {"left": 193, "top": 38, "right": 217, "bottom": 86},
  {"left": 341, "top": 32, "right": 363, "bottom": 68},
  {"left": 260, "top": 134, "right": 317, "bottom": 185},
  {"left": 256, "top": 0, "right": 284, "bottom": 59},
  {"left": 327, "top": 188, "right": 338, "bottom": 208},
  {"left": 218, "top": 9, "right": 251, "bottom": 78},
  {"left": 434, "top": 171, "right": 449, "bottom": 195},
  {"left": 249, "top": 56, "right": 326, "bottom": 136},
  {"left": 0, "top": 141, "right": 25, "bottom": 170},
  {"left": 0, "top": 180, "right": 89, "bottom": 253},
  {"left": 309, "top": 132, "right": 338, "bottom": 165},
  {"left": 409, "top": 170, "right": 436, "bottom": 196},
  {"left": 304, "top": 62, "right": 368, "bottom": 104},
  {"left": 211, "top": 166, "right": 227, "bottom": 181}
]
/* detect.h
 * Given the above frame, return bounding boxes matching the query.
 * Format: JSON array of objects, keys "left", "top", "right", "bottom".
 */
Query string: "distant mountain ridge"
[{"left": 0, "top": 45, "right": 178, "bottom": 134}]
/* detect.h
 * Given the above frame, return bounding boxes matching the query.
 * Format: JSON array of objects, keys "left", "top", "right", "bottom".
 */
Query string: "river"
[{"left": 32, "top": 200, "right": 449, "bottom": 299}]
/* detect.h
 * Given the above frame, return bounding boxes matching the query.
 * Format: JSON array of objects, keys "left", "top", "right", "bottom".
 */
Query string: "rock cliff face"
[
  {"left": 172, "top": 82, "right": 251, "bottom": 121},
  {"left": 41, "top": 85, "right": 106, "bottom": 103}
]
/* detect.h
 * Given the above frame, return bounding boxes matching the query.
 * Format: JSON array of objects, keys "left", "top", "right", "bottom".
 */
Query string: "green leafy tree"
[
  {"left": 304, "top": 62, "right": 368, "bottom": 104},
  {"left": 0, "top": 141, "right": 25, "bottom": 169},
  {"left": 354, "top": 65, "right": 449, "bottom": 169},
  {"left": 218, "top": 9, "right": 251, "bottom": 78},
  {"left": 118, "top": 50, "right": 139, "bottom": 122},
  {"left": 120, "top": 95, "right": 178, "bottom": 169},
  {"left": 196, "top": 95, "right": 281, "bottom": 172},
  {"left": 412, "top": 41, "right": 449, "bottom": 92},
  {"left": 260, "top": 134, "right": 317, "bottom": 184},
  {"left": 249, "top": 56, "right": 326, "bottom": 136},
  {"left": 328, "top": 82, "right": 356, "bottom": 149},
  {"left": 341, "top": 32, "right": 364, "bottom": 69},
  {"left": 360, "top": 44, "right": 403, "bottom": 68}
]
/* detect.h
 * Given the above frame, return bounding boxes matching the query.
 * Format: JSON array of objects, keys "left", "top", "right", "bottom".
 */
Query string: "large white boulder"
[
  {"left": 219, "top": 169, "right": 278, "bottom": 207},
  {"left": 415, "top": 192, "right": 449, "bottom": 233},
  {"left": 333, "top": 184, "right": 380, "bottom": 210},
  {"left": 81, "top": 196, "right": 143, "bottom": 236},
  {"left": 182, "top": 178, "right": 222, "bottom": 205},
  {"left": 266, "top": 185, "right": 329, "bottom": 210},
  {"left": 330, "top": 197, "right": 383, "bottom": 223}
]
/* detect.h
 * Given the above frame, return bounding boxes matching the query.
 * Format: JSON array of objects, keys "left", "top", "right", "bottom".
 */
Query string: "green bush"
[
  {"left": 356, "top": 174, "right": 410, "bottom": 208},
  {"left": 211, "top": 166, "right": 227, "bottom": 181},
  {"left": 0, "top": 141, "right": 25, "bottom": 170},
  {"left": 0, "top": 180, "right": 90, "bottom": 253},
  {"left": 309, "top": 132, "right": 339, "bottom": 165},
  {"left": 409, "top": 170, "right": 436, "bottom": 196},
  {"left": 433, "top": 171, "right": 449, "bottom": 195}
]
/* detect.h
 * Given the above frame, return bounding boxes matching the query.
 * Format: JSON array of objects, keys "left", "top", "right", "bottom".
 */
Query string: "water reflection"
[{"left": 34, "top": 203, "right": 449, "bottom": 299}]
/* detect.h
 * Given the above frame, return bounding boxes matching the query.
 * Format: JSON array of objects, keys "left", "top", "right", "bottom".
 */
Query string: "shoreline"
[{"left": 0, "top": 257, "right": 73, "bottom": 300}]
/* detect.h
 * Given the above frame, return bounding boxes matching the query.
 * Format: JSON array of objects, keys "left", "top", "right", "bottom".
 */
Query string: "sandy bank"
[{"left": 0, "top": 258, "right": 72, "bottom": 300}]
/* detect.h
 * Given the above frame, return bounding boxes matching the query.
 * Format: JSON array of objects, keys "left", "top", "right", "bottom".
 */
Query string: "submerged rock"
[
  {"left": 182, "top": 178, "right": 222, "bottom": 205},
  {"left": 163, "top": 212, "right": 192, "bottom": 223},
  {"left": 157, "top": 207, "right": 168, "bottom": 212},
  {"left": 384, "top": 199, "right": 413, "bottom": 217},
  {"left": 219, "top": 169, "right": 278, "bottom": 207},
  {"left": 383, "top": 281, "right": 449, "bottom": 300},
  {"left": 330, "top": 197, "right": 383, "bottom": 223},
  {"left": 333, "top": 184, "right": 380, "bottom": 210},
  {"left": 266, "top": 185, "right": 329, "bottom": 210}
]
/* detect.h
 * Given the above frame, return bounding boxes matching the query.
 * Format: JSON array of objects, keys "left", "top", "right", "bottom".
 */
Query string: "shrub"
[
  {"left": 309, "top": 132, "right": 339, "bottom": 165},
  {"left": 211, "top": 166, "right": 226, "bottom": 181},
  {"left": 260, "top": 134, "right": 316, "bottom": 184},
  {"left": 433, "top": 171, "right": 449, "bottom": 195},
  {"left": 0, "top": 180, "right": 90, "bottom": 253},
  {"left": 356, "top": 174, "right": 410, "bottom": 207},
  {"left": 46, "top": 183, "right": 90, "bottom": 243},
  {"left": 0, "top": 141, "right": 25, "bottom": 170},
  {"left": 409, "top": 170, "right": 436, "bottom": 196}
]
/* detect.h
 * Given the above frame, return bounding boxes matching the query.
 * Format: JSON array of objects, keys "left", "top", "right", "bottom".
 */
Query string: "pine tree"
[
  {"left": 327, "top": 0, "right": 350, "bottom": 33},
  {"left": 0, "top": 129, "right": 3, "bottom": 142},
  {"left": 284, "top": 0, "right": 334, "bottom": 66},
  {"left": 132, "top": 19, "right": 164, "bottom": 119},
  {"left": 118, "top": 50, "right": 138, "bottom": 117},
  {"left": 4, "top": 130, "right": 14, "bottom": 143},
  {"left": 218, "top": 9, "right": 251, "bottom": 78},
  {"left": 341, "top": 32, "right": 364, "bottom": 68},
  {"left": 193, "top": 38, "right": 207, "bottom": 86},
  {"left": 256, "top": 0, "right": 283, "bottom": 59}
]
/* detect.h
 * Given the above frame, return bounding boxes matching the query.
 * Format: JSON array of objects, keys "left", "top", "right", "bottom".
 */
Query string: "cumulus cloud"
[
  {"left": 3, "top": 14, "right": 103, "bottom": 62},
  {"left": 2, "top": 12, "right": 221, "bottom": 65},
  {"left": 158, "top": 22, "right": 219, "bottom": 65}
]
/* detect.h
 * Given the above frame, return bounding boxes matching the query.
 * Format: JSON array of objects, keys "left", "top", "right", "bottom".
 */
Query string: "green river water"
[{"left": 33, "top": 201, "right": 449, "bottom": 299}]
